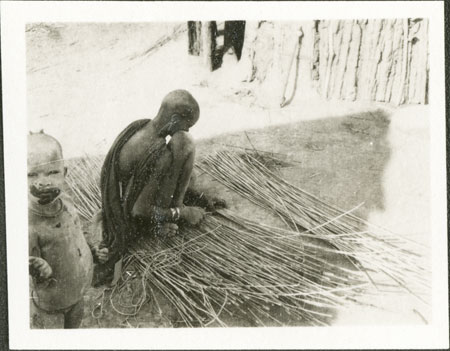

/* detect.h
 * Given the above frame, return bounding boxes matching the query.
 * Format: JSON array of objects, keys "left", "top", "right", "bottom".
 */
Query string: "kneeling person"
[{"left": 97, "top": 90, "right": 220, "bottom": 284}]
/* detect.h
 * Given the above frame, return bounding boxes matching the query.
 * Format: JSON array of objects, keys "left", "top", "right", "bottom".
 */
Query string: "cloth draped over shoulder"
[{"left": 100, "top": 119, "right": 166, "bottom": 263}]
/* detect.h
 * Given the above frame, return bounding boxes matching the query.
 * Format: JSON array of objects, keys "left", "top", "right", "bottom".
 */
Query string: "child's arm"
[
  {"left": 84, "top": 210, "right": 109, "bottom": 264},
  {"left": 29, "top": 230, "right": 52, "bottom": 282},
  {"left": 29, "top": 256, "right": 52, "bottom": 281}
]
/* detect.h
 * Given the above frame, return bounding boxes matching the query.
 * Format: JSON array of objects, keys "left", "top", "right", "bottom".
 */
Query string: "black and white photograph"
[{"left": 1, "top": 1, "right": 448, "bottom": 349}]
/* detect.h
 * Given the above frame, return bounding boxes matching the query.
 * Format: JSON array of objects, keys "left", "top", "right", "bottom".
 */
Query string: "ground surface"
[
  {"left": 79, "top": 106, "right": 430, "bottom": 328},
  {"left": 27, "top": 23, "right": 431, "bottom": 328}
]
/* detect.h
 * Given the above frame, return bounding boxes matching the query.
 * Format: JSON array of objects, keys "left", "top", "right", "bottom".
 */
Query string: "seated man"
[{"left": 95, "top": 89, "right": 221, "bottom": 285}]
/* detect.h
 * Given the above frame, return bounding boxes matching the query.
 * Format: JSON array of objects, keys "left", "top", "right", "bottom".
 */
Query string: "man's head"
[
  {"left": 155, "top": 90, "right": 200, "bottom": 137},
  {"left": 27, "top": 131, "right": 66, "bottom": 205}
]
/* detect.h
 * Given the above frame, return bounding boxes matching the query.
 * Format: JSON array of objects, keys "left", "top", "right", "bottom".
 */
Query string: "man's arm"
[{"left": 132, "top": 181, "right": 205, "bottom": 227}]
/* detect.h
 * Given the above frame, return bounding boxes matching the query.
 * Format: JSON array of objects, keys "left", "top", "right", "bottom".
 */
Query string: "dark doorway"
[
  {"left": 187, "top": 21, "right": 246, "bottom": 71},
  {"left": 223, "top": 21, "right": 246, "bottom": 60},
  {"left": 213, "top": 21, "right": 246, "bottom": 70}
]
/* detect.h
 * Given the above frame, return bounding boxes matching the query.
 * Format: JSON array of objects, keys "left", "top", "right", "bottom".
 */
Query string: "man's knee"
[{"left": 169, "top": 131, "right": 195, "bottom": 159}]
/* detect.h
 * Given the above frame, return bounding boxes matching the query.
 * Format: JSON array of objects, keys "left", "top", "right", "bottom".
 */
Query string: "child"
[{"left": 28, "top": 131, "right": 105, "bottom": 328}]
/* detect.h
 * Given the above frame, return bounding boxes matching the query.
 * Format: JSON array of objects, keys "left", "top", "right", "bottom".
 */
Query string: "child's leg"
[
  {"left": 30, "top": 294, "right": 64, "bottom": 328},
  {"left": 63, "top": 298, "right": 84, "bottom": 328}
]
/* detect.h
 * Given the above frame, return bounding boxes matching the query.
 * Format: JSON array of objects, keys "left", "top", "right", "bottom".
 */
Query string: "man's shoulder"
[
  {"left": 123, "top": 119, "right": 151, "bottom": 134},
  {"left": 106, "top": 119, "right": 151, "bottom": 160}
]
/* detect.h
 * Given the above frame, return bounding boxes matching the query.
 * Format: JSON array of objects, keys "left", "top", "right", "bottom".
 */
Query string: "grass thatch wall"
[{"left": 238, "top": 19, "right": 428, "bottom": 106}]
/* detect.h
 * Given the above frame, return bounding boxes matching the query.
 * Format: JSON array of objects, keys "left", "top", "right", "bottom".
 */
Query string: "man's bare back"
[
  {"left": 96, "top": 90, "right": 218, "bottom": 284},
  {"left": 118, "top": 90, "right": 206, "bottom": 231}
]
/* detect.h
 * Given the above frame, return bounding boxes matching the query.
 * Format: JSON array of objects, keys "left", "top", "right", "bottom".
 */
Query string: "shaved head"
[
  {"left": 28, "top": 132, "right": 63, "bottom": 167},
  {"left": 158, "top": 90, "right": 200, "bottom": 125}
]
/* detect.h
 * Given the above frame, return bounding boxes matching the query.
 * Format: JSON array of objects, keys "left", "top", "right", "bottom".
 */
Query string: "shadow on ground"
[
  {"left": 195, "top": 108, "right": 391, "bottom": 223},
  {"left": 80, "top": 109, "right": 392, "bottom": 328}
]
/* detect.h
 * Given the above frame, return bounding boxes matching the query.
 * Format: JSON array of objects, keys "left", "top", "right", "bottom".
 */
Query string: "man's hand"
[
  {"left": 180, "top": 206, "right": 206, "bottom": 226},
  {"left": 93, "top": 247, "right": 110, "bottom": 264},
  {"left": 156, "top": 222, "right": 179, "bottom": 239},
  {"left": 29, "top": 256, "right": 52, "bottom": 280},
  {"left": 206, "top": 197, "right": 227, "bottom": 212}
]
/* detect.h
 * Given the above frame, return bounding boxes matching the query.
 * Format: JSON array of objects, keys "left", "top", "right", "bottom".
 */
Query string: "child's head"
[{"left": 27, "top": 131, "right": 66, "bottom": 205}]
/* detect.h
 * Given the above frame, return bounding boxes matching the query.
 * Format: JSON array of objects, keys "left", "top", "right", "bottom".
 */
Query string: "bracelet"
[
  {"left": 175, "top": 207, "right": 181, "bottom": 221},
  {"left": 170, "top": 208, "right": 177, "bottom": 221}
]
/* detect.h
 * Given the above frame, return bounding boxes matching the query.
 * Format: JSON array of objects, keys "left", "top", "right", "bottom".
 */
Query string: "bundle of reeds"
[
  {"left": 65, "top": 154, "right": 103, "bottom": 220},
  {"left": 199, "top": 151, "right": 430, "bottom": 302},
  {"left": 65, "top": 151, "right": 429, "bottom": 326},
  {"left": 113, "top": 210, "right": 373, "bottom": 326}
]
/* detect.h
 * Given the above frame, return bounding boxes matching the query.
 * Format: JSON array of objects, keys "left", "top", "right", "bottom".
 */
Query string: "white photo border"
[{"left": 1, "top": 1, "right": 448, "bottom": 349}]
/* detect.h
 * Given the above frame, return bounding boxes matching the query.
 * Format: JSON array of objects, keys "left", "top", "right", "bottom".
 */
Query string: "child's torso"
[{"left": 29, "top": 196, "right": 93, "bottom": 311}]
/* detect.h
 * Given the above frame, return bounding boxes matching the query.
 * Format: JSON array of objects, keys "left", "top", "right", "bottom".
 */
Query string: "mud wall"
[{"left": 240, "top": 19, "right": 429, "bottom": 106}]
